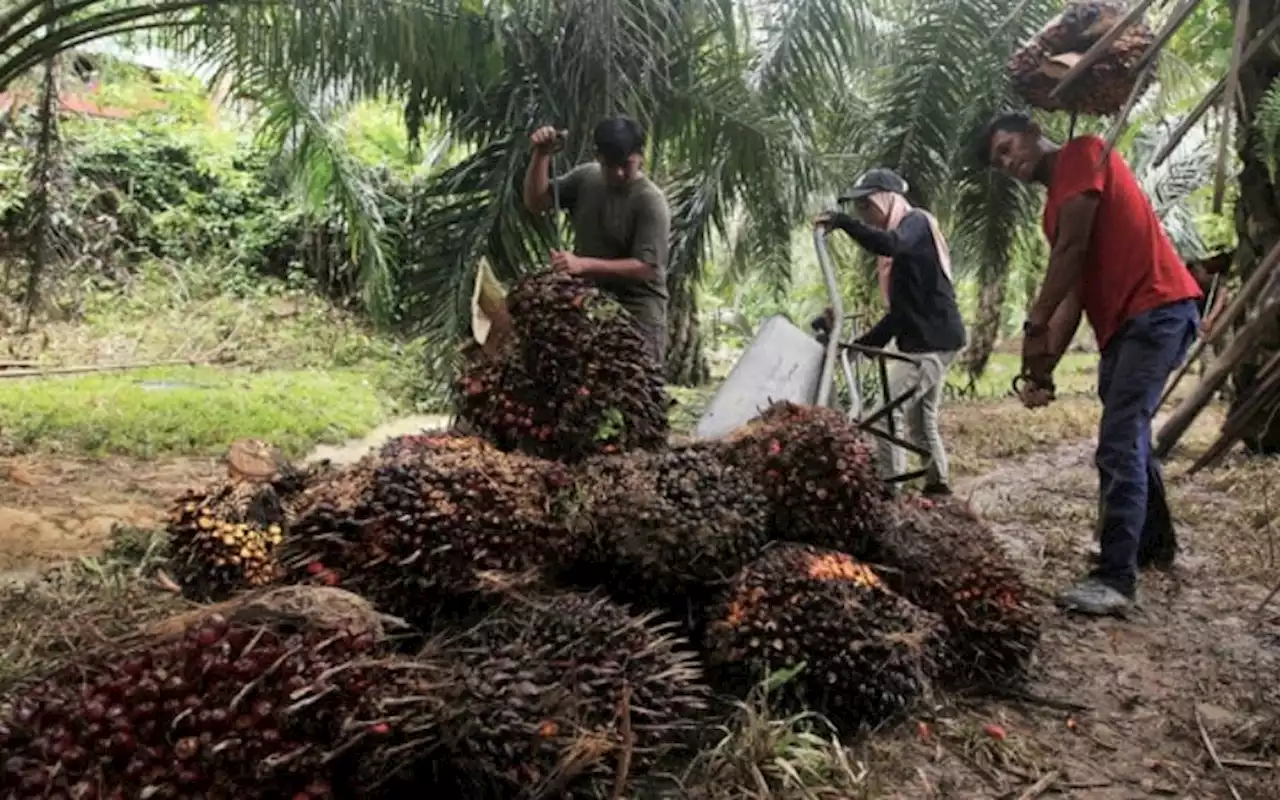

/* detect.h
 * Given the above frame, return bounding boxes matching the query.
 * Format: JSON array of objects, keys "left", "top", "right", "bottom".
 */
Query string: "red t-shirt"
[{"left": 1042, "top": 135, "right": 1202, "bottom": 349}]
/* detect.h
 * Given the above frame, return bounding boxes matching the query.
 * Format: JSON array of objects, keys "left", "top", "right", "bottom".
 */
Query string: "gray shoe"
[{"left": 1055, "top": 578, "right": 1134, "bottom": 618}]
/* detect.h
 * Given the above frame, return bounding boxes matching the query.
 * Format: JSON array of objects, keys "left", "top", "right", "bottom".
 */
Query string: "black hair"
[
  {"left": 594, "top": 115, "right": 646, "bottom": 165},
  {"left": 974, "top": 110, "right": 1036, "bottom": 167}
]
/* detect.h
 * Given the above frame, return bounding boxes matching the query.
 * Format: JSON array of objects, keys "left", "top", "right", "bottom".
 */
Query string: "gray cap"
[{"left": 838, "top": 167, "right": 909, "bottom": 202}]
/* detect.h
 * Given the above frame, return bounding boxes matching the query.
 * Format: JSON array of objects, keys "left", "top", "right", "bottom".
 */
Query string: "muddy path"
[
  {"left": 868, "top": 440, "right": 1280, "bottom": 798},
  {"left": 0, "top": 415, "right": 452, "bottom": 576},
  {"left": 0, "top": 454, "right": 221, "bottom": 576}
]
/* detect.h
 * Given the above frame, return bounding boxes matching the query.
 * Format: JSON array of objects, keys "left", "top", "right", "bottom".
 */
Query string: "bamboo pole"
[
  {"left": 1156, "top": 241, "right": 1280, "bottom": 412},
  {"left": 1101, "top": 0, "right": 1205, "bottom": 158},
  {"left": 1049, "top": 0, "right": 1161, "bottom": 101},
  {"left": 0, "top": 358, "right": 202, "bottom": 379},
  {"left": 1155, "top": 296, "right": 1280, "bottom": 459},
  {"left": 1152, "top": 13, "right": 1280, "bottom": 169},
  {"left": 1134, "top": 0, "right": 1203, "bottom": 76},
  {"left": 1189, "top": 352, "right": 1280, "bottom": 472}
]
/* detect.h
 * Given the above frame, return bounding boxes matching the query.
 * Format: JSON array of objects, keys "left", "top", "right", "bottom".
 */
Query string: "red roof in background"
[{"left": 0, "top": 86, "right": 162, "bottom": 120}]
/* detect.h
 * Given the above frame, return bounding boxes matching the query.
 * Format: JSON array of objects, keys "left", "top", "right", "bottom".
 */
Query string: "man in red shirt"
[{"left": 977, "top": 111, "right": 1202, "bottom": 617}]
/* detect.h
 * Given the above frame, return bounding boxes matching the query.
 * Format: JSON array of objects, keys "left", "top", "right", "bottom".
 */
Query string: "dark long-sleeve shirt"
[{"left": 829, "top": 210, "right": 967, "bottom": 354}]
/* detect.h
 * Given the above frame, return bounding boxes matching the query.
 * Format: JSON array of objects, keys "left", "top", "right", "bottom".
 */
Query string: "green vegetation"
[{"left": 0, "top": 365, "right": 386, "bottom": 458}]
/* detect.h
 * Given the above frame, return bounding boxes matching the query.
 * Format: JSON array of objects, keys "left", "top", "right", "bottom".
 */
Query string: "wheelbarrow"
[{"left": 693, "top": 228, "right": 933, "bottom": 485}]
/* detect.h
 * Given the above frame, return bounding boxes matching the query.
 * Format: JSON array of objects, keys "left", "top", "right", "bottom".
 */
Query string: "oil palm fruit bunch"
[
  {"left": 375, "top": 429, "right": 494, "bottom": 461},
  {"left": 455, "top": 271, "right": 670, "bottom": 462},
  {"left": 1008, "top": 0, "right": 1155, "bottom": 115},
  {"left": 715, "top": 402, "right": 891, "bottom": 556},
  {"left": 168, "top": 480, "right": 289, "bottom": 601},
  {"left": 0, "top": 588, "right": 394, "bottom": 800},
  {"left": 567, "top": 447, "right": 771, "bottom": 618},
  {"left": 283, "top": 442, "right": 579, "bottom": 622},
  {"left": 868, "top": 497, "right": 1042, "bottom": 684},
  {"left": 705, "top": 543, "right": 944, "bottom": 729},
  {"left": 357, "top": 590, "right": 709, "bottom": 798}
]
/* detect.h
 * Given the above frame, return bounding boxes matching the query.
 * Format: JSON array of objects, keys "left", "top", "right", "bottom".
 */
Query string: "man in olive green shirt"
[{"left": 522, "top": 116, "right": 671, "bottom": 367}]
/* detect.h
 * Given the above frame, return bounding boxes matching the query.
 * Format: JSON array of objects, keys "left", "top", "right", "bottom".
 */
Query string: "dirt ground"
[
  {"left": 858, "top": 430, "right": 1280, "bottom": 799},
  {"left": 0, "top": 414, "right": 452, "bottom": 578},
  {"left": 0, "top": 454, "right": 220, "bottom": 576},
  {"left": 0, "top": 401, "right": 1277, "bottom": 797}
]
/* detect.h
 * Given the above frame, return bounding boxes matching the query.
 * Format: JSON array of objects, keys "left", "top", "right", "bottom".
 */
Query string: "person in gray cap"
[{"left": 813, "top": 167, "right": 967, "bottom": 496}]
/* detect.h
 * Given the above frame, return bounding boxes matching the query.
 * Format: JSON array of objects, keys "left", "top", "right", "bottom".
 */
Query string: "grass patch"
[
  {"left": 2, "top": 259, "right": 453, "bottom": 417},
  {"left": 947, "top": 351, "right": 1099, "bottom": 400},
  {"left": 0, "top": 528, "right": 186, "bottom": 693},
  {"left": 942, "top": 396, "right": 1100, "bottom": 478},
  {"left": 0, "top": 366, "right": 389, "bottom": 458}
]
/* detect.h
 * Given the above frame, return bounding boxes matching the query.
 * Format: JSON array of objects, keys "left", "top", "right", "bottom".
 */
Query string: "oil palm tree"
[
  {"left": 1232, "top": 0, "right": 1280, "bottom": 452},
  {"left": 179, "top": 0, "right": 874, "bottom": 384}
]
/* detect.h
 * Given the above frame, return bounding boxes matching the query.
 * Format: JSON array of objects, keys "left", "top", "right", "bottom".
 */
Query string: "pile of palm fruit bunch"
[
  {"left": 865, "top": 496, "right": 1043, "bottom": 684},
  {"left": 167, "top": 478, "right": 301, "bottom": 602},
  {"left": 1007, "top": 0, "right": 1156, "bottom": 115},
  {"left": 454, "top": 271, "right": 670, "bottom": 462},
  {"left": 564, "top": 446, "right": 772, "bottom": 622},
  {"left": 704, "top": 544, "right": 945, "bottom": 729},
  {"left": 0, "top": 585, "right": 709, "bottom": 799},
  {"left": 708, "top": 401, "right": 891, "bottom": 556},
  {"left": 356, "top": 589, "right": 709, "bottom": 797},
  {"left": 278, "top": 433, "right": 582, "bottom": 624},
  {"left": 166, "top": 439, "right": 332, "bottom": 602},
  {"left": 0, "top": 588, "right": 399, "bottom": 799}
]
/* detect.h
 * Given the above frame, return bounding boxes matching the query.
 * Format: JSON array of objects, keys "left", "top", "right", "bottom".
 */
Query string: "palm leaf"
[{"left": 251, "top": 74, "right": 400, "bottom": 324}]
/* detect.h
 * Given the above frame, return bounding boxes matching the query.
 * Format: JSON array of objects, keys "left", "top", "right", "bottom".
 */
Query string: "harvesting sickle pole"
[
  {"left": 548, "top": 128, "right": 568, "bottom": 250},
  {"left": 813, "top": 228, "right": 844, "bottom": 408}
]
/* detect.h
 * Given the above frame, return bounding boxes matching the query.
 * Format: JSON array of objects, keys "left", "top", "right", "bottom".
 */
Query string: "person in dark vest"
[
  {"left": 976, "top": 111, "right": 1202, "bottom": 618},
  {"left": 814, "top": 168, "right": 967, "bottom": 497}
]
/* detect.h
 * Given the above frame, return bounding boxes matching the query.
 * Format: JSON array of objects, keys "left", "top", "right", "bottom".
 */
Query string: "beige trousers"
[{"left": 866, "top": 349, "right": 958, "bottom": 486}]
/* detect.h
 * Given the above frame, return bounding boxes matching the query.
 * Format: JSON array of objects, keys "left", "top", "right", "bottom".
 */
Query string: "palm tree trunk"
[
  {"left": 22, "top": 0, "right": 61, "bottom": 333},
  {"left": 1229, "top": 0, "right": 1280, "bottom": 453},
  {"left": 665, "top": 275, "right": 709, "bottom": 386},
  {"left": 961, "top": 274, "right": 1007, "bottom": 386}
]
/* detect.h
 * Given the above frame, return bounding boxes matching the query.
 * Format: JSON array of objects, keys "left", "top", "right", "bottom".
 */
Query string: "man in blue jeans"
[{"left": 977, "top": 112, "right": 1202, "bottom": 617}]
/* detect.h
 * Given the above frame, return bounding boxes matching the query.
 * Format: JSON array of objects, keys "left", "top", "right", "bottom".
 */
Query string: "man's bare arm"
[
  {"left": 574, "top": 257, "right": 658, "bottom": 282},
  {"left": 1045, "top": 288, "right": 1083, "bottom": 374},
  {"left": 1028, "top": 192, "right": 1100, "bottom": 328},
  {"left": 522, "top": 151, "right": 553, "bottom": 214}
]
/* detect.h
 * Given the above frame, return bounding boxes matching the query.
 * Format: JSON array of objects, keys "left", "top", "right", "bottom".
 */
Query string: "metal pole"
[
  {"left": 549, "top": 137, "right": 564, "bottom": 251},
  {"left": 813, "top": 228, "right": 843, "bottom": 407}
]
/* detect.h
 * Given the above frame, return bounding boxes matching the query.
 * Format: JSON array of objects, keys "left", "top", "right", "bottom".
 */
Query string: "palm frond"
[
  {"left": 746, "top": 0, "right": 873, "bottom": 121},
  {"left": 1129, "top": 123, "right": 1214, "bottom": 260},
  {"left": 1255, "top": 75, "right": 1280, "bottom": 175},
  {"left": 251, "top": 74, "right": 400, "bottom": 324}
]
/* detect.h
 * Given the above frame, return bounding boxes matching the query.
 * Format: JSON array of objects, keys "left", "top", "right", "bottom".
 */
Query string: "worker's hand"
[
  {"left": 530, "top": 126, "right": 566, "bottom": 154},
  {"left": 550, "top": 249, "right": 584, "bottom": 275},
  {"left": 813, "top": 212, "right": 836, "bottom": 230},
  {"left": 1015, "top": 375, "right": 1055, "bottom": 409}
]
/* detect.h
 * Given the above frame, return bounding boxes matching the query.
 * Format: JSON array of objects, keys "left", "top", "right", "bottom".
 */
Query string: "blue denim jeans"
[{"left": 1094, "top": 299, "right": 1200, "bottom": 594}]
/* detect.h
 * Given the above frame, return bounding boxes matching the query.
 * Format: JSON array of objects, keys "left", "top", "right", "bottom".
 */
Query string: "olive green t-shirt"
[{"left": 553, "top": 162, "right": 671, "bottom": 366}]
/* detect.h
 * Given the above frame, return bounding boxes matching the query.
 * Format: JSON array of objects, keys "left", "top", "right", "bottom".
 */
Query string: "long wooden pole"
[
  {"left": 1134, "top": 0, "right": 1203, "bottom": 76},
  {"left": 1152, "top": 13, "right": 1280, "bottom": 169},
  {"left": 0, "top": 358, "right": 202, "bottom": 380},
  {"left": 1048, "top": 0, "right": 1161, "bottom": 101},
  {"left": 1155, "top": 297, "right": 1280, "bottom": 459},
  {"left": 1101, "top": 0, "right": 1205, "bottom": 157},
  {"left": 1189, "top": 352, "right": 1280, "bottom": 472},
  {"left": 1156, "top": 240, "right": 1280, "bottom": 412}
]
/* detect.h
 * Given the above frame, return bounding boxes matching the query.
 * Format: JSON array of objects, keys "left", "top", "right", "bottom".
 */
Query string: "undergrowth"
[
  {"left": 0, "top": 258, "right": 449, "bottom": 458},
  {"left": 0, "top": 527, "right": 185, "bottom": 693}
]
